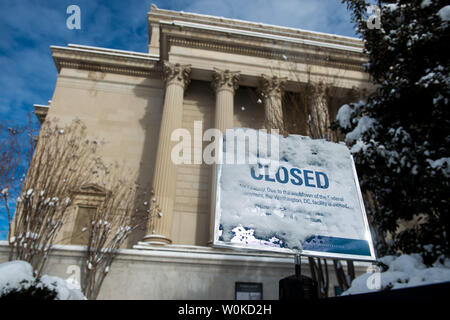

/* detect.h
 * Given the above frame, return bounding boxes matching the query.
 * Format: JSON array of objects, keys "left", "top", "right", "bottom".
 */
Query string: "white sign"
[{"left": 213, "top": 129, "right": 376, "bottom": 261}]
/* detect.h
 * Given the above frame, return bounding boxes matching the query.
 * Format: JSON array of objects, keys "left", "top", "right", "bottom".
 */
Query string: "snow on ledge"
[
  {"left": 50, "top": 45, "right": 160, "bottom": 62},
  {"left": 67, "top": 44, "right": 160, "bottom": 58},
  {"left": 0, "top": 241, "right": 371, "bottom": 268}
]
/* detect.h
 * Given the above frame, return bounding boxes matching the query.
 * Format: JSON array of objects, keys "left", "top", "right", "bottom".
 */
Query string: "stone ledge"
[
  {"left": 0, "top": 241, "right": 370, "bottom": 270},
  {"left": 51, "top": 45, "right": 162, "bottom": 77}
]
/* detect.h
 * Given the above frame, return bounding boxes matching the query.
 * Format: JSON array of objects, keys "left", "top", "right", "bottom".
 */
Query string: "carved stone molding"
[
  {"left": 307, "top": 81, "right": 327, "bottom": 96},
  {"left": 211, "top": 68, "right": 240, "bottom": 94},
  {"left": 260, "top": 75, "right": 287, "bottom": 97},
  {"left": 33, "top": 104, "right": 49, "bottom": 124},
  {"left": 163, "top": 62, "right": 192, "bottom": 88},
  {"left": 51, "top": 45, "right": 161, "bottom": 77},
  {"left": 72, "top": 183, "right": 107, "bottom": 208},
  {"left": 75, "top": 183, "right": 107, "bottom": 197},
  {"left": 167, "top": 37, "right": 366, "bottom": 72}
]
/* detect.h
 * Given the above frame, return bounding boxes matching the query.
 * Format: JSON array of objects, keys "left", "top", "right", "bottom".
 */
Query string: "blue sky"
[{"left": 0, "top": 0, "right": 357, "bottom": 239}]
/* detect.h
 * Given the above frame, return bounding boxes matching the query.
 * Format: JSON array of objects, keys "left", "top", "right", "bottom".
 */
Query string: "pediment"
[{"left": 77, "top": 183, "right": 107, "bottom": 196}]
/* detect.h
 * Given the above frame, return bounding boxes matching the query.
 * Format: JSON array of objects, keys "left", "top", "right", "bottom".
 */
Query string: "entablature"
[{"left": 51, "top": 44, "right": 161, "bottom": 78}]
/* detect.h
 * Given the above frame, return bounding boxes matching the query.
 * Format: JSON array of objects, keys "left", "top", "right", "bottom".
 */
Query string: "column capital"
[
  {"left": 163, "top": 62, "right": 191, "bottom": 89},
  {"left": 307, "top": 81, "right": 327, "bottom": 96},
  {"left": 260, "top": 75, "right": 287, "bottom": 97},
  {"left": 211, "top": 68, "right": 240, "bottom": 94}
]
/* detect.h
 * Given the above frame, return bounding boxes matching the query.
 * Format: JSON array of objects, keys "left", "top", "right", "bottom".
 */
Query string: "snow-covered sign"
[{"left": 213, "top": 128, "right": 376, "bottom": 261}]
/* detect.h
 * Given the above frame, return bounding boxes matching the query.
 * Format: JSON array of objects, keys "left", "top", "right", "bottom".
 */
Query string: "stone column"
[
  {"left": 260, "top": 75, "right": 287, "bottom": 131},
  {"left": 307, "top": 82, "right": 333, "bottom": 140},
  {"left": 143, "top": 62, "right": 191, "bottom": 245},
  {"left": 208, "top": 69, "right": 240, "bottom": 245}
]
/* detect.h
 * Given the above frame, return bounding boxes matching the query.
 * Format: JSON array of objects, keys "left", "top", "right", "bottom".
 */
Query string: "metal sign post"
[
  {"left": 295, "top": 251, "right": 302, "bottom": 279},
  {"left": 279, "top": 250, "right": 318, "bottom": 301}
]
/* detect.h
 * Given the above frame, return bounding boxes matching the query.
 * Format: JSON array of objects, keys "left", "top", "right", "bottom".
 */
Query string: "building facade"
[{"left": 3, "top": 5, "right": 374, "bottom": 299}]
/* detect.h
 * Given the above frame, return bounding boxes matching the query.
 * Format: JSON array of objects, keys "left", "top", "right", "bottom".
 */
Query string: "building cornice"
[
  {"left": 166, "top": 34, "right": 365, "bottom": 72},
  {"left": 148, "top": 5, "right": 364, "bottom": 49},
  {"left": 164, "top": 20, "right": 363, "bottom": 53},
  {"left": 33, "top": 104, "right": 49, "bottom": 124},
  {"left": 149, "top": 6, "right": 367, "bottom": 73},
  {"left": 51, "top": 45, "right": 162, "bottom": 77}
]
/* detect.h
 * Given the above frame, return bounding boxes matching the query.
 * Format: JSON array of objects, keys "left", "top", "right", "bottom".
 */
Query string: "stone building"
[{"left": 2, "top": 5, "right": 373, "bottom": 299}]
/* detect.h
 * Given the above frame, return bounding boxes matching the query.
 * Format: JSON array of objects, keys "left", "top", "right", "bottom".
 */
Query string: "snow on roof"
[
  {"left": 51, "top": 44, "right": 159, "bottom": 61},
  {"left": 67, "top": 44, "right": 159, "bottom": 58}
]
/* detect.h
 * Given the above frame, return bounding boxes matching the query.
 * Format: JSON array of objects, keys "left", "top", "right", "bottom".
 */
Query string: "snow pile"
[
  {"left": 335, "top": 104, "right": 353, "bottom": 129},
  {"left": 335, "top": 102, "right": 376, "bottom": 145},
  {"left": 426, "top": 157, "right": 450, "bottom": 177},
  {"left": 344, "top": 116, "right": 376, "bottom": 143},
  {"left": 0, "top": 260, "right": 85, "bottom": 300},
  {"left": 343, "top": 254, "right": 450, "bottom": 295},
  {"left": 420, "top": 0, "right": 432, "bottom": 8},
  {"left": 384, "top": 3, "right": 398, "bottom": 12},
  {"left": 0, "top": 260, "right": 35, "bottom": 292},
  {"left": 437, "top": 5, "right": 450, "bottom": 22}
]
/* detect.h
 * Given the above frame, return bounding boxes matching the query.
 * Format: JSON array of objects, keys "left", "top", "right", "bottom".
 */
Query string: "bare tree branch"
[
  {"left": 9, "top": 118, "right": 101, "bottom": 277},
  {"left": 81, "top": 173, "right": 153, "bottom": 300}
]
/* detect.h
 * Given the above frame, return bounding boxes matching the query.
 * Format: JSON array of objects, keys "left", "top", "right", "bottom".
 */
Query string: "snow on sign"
[{"left": 213, "top": 128, "right": 376, "bottom": 261}]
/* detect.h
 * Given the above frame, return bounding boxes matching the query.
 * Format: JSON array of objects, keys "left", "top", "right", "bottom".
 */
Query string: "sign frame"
[{"left": 212, "top": 132, "right": 377, "bottom": 262}]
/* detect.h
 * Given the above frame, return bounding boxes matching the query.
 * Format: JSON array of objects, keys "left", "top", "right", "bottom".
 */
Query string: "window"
[
  {"left": 235, "top": 282, "right": 263, "bottom": 300},
  {"left": 71, "top": 206, "right": 97, "bottom": 245}
]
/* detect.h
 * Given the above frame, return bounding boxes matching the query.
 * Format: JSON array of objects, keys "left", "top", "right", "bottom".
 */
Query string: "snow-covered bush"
[
  {"left": 343, "top": 254, "right": 450, "bottom": 295},
  {"left": 0, "top": 260, "right": 85, "bottom": 300}
]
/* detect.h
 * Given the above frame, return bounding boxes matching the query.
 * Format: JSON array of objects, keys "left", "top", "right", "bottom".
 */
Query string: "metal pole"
[{"left": 295, "top": 251, "right": 302, "bottom": 279}]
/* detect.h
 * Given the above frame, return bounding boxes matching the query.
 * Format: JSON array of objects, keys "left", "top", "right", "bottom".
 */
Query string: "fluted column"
[
  {"left": 143, "top": 62, "right": 191, "bottom": 245},
  {"left": 208, "top": 69, "right": 240, "bottom": 245},
  {"left": 307, "top": 82, "right": 333, "bottom": 140},
  {"left": 212, "top": 69, "right": 239, "bottom": 130},
  {"left": 260, "top": 75, "right": 287, "bottom": 131}
]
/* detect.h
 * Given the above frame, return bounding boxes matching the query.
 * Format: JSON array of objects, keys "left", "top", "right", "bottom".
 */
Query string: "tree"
[
  {"left": 335, "top": 0, "right": 450, "bottom": 263},
  {"left": 8, "top": 118, "right": 102, "bottom": 276},
  {"left": 5, "top": 117, "right": 154, "bottom": 298},
  {"left": 0, "top": 115, "right": 36, "bottom": 240},
  {"left": 81, "top": 176, "right": 152, "bottom": 300}
]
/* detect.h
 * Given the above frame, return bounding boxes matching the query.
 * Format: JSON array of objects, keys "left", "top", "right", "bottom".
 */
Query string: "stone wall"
[
  {"left": 0, "top": 242, "right": 370, "bottom": 299},
  {"left": 43, "top": 68, "right": 164, "bottom": 246}
]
